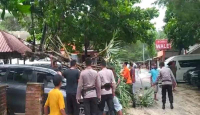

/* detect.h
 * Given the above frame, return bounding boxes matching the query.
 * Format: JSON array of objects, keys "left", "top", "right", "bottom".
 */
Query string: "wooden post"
[
  {"left": 25, "top": 83, "right": 44, "bottom": 115},
  {"left": 163, "top": 50, "right": 166, "bottom": 61},
  {"left": 9, "top": 57, "right": 12, "bottom": 64},
  {"left": 0, "top": 85, "right": 8, "bottom": 115},
  {"left": 17, "top": 58, "right": 19, "bottom": 64},
  {"left": 23, "top": 57, "right": 25, "bottom": 65}
]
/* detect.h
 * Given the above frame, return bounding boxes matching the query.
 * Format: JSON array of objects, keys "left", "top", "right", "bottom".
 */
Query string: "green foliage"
[
  {"left": 107, "top": 59, "right": 133, "bottom": 108},
  {"left": 109, "top": 59, "right": 155, "bottom": 108},
  {"left": 0, "top": 0, "right": 30, "bottom": 19},
  {"left": 116, "top": 78, "right": 133, "bottom": 108},
  {"left": 155, "top": 30, "right": 167, "bottom": 39},
  {"left": 156, "top": 0, "right": 200, "bottom": 51},
  {"left": 0, "top": 16, "right": 24, "bottom": 31},
  {"left": 135, "top": 88, "right": 154, "bottom": 107},
  {"left": 117, "top": 41, "right": 156, "bottom": 61},
  {"left": 26, "top": 33, "right": 42, "bottom": 42},
  {"left": 0, "top": 0, "right": 159, "bottom": 52},
  {"left": 101, "top": 30, "right": 157, "bottom": 62},
  {"left": 102, "top": 31, "right": 132, "bottom": 108},
  {"left": 99, "top": 30, "right": 122, "bottom": 61},
  {"left": 104, "top": 31, "right": 155, "bottom": 108},
  {"left": 61, "top": 0, "right": 159, "bottom": 51},
  {"left": 107, "top": 50, "right": 155, "bottom": 108}
]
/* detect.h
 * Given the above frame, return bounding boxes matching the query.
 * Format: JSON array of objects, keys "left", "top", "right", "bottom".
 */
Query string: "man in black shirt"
[{"left": 63, "top": 60, "right": 80, "bottom": 115}]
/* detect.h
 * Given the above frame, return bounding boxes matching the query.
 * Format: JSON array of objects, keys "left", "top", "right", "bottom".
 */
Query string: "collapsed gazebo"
[{"left": 0, "top": 30, "right": 32, "bottom": 63}]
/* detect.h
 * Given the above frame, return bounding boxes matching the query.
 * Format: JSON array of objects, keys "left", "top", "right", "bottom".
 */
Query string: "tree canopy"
[
  {"left": 0, "top": 0, "right": 159, "bottom": 55},
  {"left": 156, "top": 0, "right": 200, "bottom": 52},
  {"left": 0, "top": 16, "right": 24, "bottom": 31},
  {"left": 117, "top": 41, "right": 156, "bottom": 61},
  {"left": 155, "top": 30, "right": 166, "bottom": 39}
]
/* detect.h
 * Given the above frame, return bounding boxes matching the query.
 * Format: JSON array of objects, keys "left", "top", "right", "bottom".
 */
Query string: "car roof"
[
  {"left": 166, "top": 54, "right": 200, "bottom": 60},
  {"left": 0, "top": 64, "right": 57, "bottom": 75}
]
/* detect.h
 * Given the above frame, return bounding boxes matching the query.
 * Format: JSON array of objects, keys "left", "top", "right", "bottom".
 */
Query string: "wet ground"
[{"left": 127, "top": 69, "right": 200, "bottom": 115}]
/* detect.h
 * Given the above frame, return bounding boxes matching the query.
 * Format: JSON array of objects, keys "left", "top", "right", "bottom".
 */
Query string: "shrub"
[{"left": 135, "top": 87, "right": 155, "bottom": 107}]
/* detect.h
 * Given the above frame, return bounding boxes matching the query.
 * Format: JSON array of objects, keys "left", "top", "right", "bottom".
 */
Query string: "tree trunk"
[
  {"left": 39, "top": 23, "right": 47, "bottom": 51},
  {"left": 84, "top": 37, "right": 90, "bottom": 59},
  {"left": 31, "top": 1, "right": 35, "bottom": 52},
  {"left": 178, "top": 48, "right": 182, "bottom": 55},
  {"left": 84, "top": 37, "right": 89, "bottom": 60}
]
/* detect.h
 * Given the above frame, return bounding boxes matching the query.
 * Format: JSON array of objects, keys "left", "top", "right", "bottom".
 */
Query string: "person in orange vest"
[{"left": 121, "top": 62, "right": 132, "bottom": 84}]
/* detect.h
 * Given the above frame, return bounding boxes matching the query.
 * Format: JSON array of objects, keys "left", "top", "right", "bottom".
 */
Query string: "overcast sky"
[{"left": 136, "top": 0, "right": 166, "bottom": 31}]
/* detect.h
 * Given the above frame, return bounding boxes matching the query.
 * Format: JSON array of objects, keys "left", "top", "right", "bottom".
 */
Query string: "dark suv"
[{"left": 0, "top": 65, "right": 67, "bottom": 115}]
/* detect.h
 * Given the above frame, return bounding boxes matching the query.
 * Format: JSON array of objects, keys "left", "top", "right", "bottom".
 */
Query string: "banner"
[{"left": 155, "top": 39, "right": 171, "bottom": 50}]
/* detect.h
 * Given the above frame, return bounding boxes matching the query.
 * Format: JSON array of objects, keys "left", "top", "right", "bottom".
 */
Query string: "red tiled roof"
[{"left": 0, "top": 30, "right": 32, "bottom": 54}]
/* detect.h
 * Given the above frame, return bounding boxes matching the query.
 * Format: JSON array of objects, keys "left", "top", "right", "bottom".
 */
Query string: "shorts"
[
  {"left": 104, "top": 96, "right": 122, "bottom": 112},
  {"left": 153, "top": 85, "right": 158, "bottom": 93}
]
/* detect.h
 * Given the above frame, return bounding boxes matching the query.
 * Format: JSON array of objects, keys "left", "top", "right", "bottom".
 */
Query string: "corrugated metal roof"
[
  {"left": 187, "top": 44, "right": 200, "bottom": 54},
  {"left": 0, "top": 30, "right": 32, "bottom": 54}
]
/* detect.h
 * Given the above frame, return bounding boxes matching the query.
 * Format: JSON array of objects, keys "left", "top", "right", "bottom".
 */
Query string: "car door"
[
  {"left": 36, "top": 71, "right": 55, "bottom": 106},
  {"left": 0, "top": 68, "right": 8, "bottom": 84},
  {"left": 36, "top": 70, "right": 66, "bottom": 109},
  {"left": 176, "top": 60, "right": 197, "bottom": 82},
  {"left": 6, "top": 68, "right": 34, "bottom": 114}
]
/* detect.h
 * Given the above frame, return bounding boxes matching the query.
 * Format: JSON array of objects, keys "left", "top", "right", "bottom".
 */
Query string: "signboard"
[{"left": 155, "top": 39, "right": 171, "bottom": 50}]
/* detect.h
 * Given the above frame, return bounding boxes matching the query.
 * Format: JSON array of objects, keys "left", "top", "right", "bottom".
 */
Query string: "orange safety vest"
[{"left": 121, "top": 67, "right": 132, "bottom": 84}]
